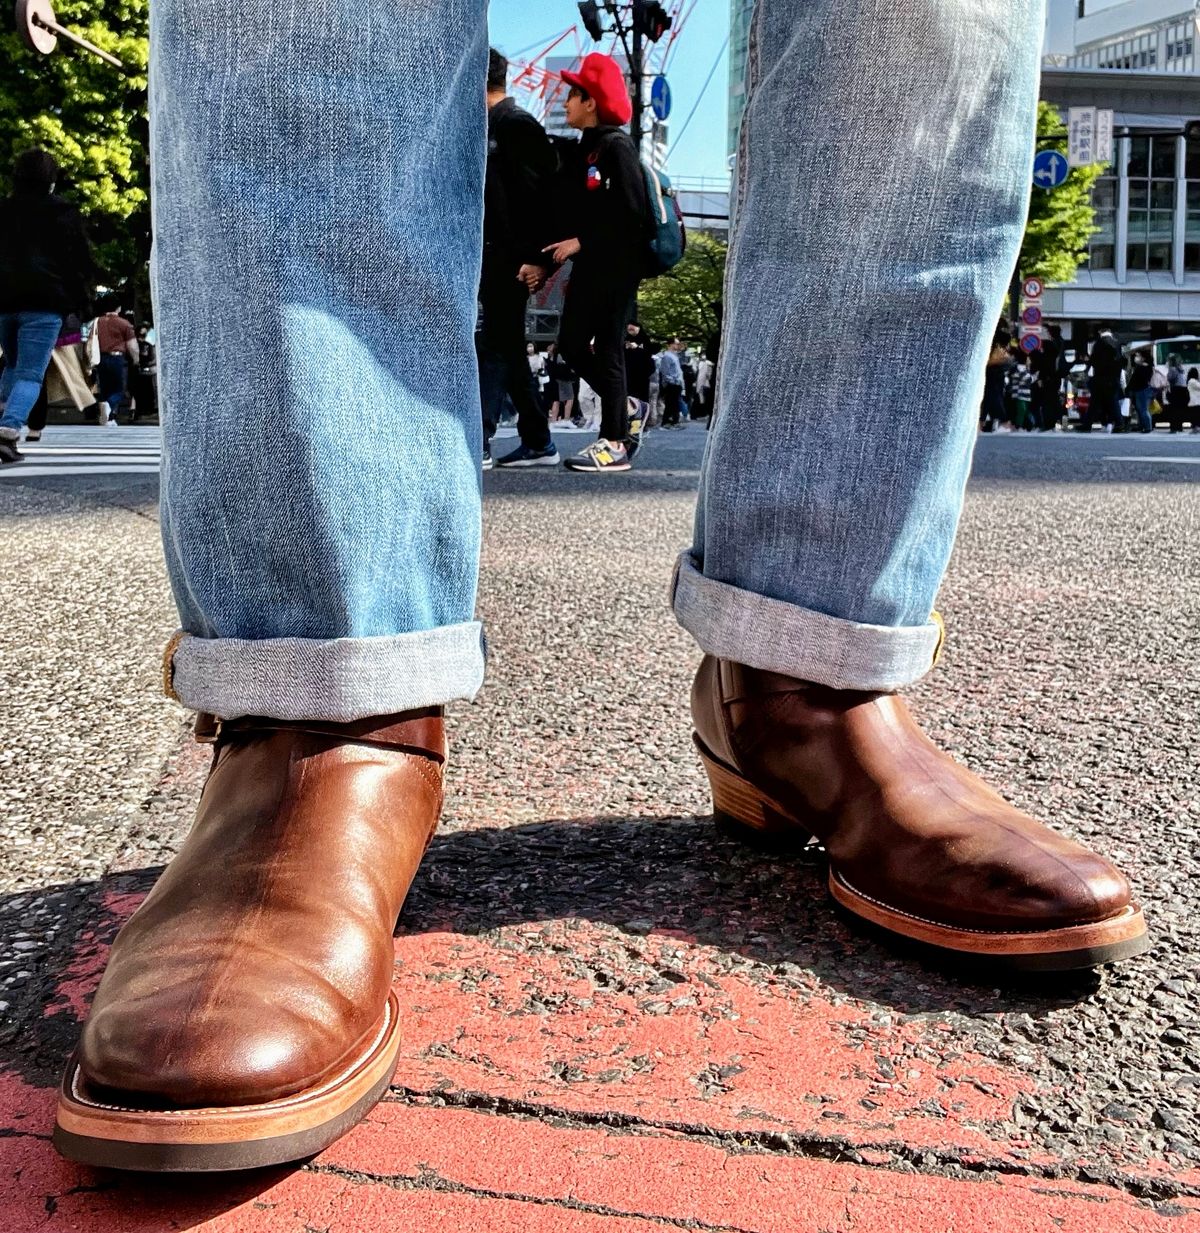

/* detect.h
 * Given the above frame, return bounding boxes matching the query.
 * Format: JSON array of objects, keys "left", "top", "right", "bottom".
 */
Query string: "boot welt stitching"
[{"left": 832, "top": 871, "right": 1137, "bottom": 937}]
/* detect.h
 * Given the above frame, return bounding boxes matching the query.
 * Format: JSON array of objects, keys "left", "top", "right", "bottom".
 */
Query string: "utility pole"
[
  {"left": 631, "top": 16, "right": 645, "bottom": 150},
  {"left": 578, "top": 1, "right": 671, "bottom": 153}
]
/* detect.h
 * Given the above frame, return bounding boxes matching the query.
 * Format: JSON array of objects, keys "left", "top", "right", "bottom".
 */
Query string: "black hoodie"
[
  {"left": 559, "top": 125, "right": 650, "bottom": 280},
  {"left": 0, "top": 188, "right": 95, "bottom": 316}
]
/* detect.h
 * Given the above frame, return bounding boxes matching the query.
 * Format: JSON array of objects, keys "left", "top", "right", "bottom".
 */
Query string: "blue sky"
[{"left": 488, "top": 0, "right": 731, "bottom": 182}]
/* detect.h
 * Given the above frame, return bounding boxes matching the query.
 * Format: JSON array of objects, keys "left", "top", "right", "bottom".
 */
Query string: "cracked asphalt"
[{"left": 1, "top": 422, "right": 1198, "bottom": 1231}]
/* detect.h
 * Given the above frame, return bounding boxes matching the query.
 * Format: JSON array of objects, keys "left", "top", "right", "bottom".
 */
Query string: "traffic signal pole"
[
  {"left": 630, "top": 18, "right": 645, "bottom": 149},
  {"left": 581, "top": 0, "right": 671, "bottom": 151}
]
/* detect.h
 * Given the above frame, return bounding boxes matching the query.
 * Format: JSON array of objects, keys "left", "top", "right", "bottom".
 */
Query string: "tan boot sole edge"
[
  {"left": 694, "top": 736, "right": 1149, "bottom": 970},
  {"left": 53, "top": 990, "right": 402, "bottom": 1172}
]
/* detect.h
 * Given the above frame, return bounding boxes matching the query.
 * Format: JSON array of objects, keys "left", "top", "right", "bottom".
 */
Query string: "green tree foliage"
[
  {"left": 638, "top": 232, "right": 727, "bottom": 345},
  {"left": 0, "top": 0, "right": 149, "bottom": 291},
  {"left": 1020, "top": 101, "right": 1105, "bottom": 285}
]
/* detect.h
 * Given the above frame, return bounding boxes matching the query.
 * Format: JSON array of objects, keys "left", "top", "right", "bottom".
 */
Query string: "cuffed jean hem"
[
  {"left": 670, "top": 553, "right": 944, "bottom": 693},
  {"left": 163, "top": 621, "right": 487, "bottom": 721}
]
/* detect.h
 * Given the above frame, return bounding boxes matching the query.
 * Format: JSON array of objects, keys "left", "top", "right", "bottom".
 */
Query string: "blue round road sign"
[
  {"left": 1033, "top": 150, "right": 1069, "bottom": 190},
  {"left": 650, "top": 75, "right": 671, "bottom": 122},
  {"left": 1022, "top": 305, "right": 1042, "bottom": 327},
  {"left": 1020, "top": 333, "right": 1042, "bottom": 354}
]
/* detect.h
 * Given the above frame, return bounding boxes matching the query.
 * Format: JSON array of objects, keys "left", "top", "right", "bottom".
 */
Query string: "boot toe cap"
[{"left": 77, "top": 991, "right": 356, "bottom": 1109}]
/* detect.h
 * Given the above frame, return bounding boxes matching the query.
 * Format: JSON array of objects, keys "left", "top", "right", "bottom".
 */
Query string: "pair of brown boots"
[{"left": 53, "top": 658, "right": 1147, "bottom": 1173}]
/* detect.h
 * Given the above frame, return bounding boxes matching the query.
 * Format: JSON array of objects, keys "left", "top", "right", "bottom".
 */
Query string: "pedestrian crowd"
[
  {"left": 981, "top": 318, "right": 1200, "bottom": 436},
  {"left": 0, "top": 148, "right": 156, "bottom": 464}
]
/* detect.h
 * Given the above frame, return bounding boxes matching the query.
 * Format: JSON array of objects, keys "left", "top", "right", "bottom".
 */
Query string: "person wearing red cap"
[{"left": 543, "top": 52, "right": 650, "bottom": 474}]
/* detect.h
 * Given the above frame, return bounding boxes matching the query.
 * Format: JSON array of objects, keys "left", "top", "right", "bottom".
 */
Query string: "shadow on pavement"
[{"left": 2, "top": 814, "right": 1099, "bottom": 1096}]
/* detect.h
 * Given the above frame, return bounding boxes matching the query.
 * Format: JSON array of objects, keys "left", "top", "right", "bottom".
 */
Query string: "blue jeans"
[
  {"left": 154, "top": 0, "right": 1044, "bottom": 720},
  {"left": 0, "top": 312, "right": 63, "bottom": 437},
  {"left": 97, "top": 354, "right": 128, "bottom": 418},
  {"left": 1134, "top": 387, "right": 1154, "bottom": 432}
]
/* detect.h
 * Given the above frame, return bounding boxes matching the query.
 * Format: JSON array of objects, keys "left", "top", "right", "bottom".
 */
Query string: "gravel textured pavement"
[{"left": 0, "top": 422, "right": 1198, "bottom": 1230}]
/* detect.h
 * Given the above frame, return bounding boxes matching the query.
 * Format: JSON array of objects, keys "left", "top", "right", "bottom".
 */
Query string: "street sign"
[
  {"left": 1033, "top": 150, "right": 1069, "bottom": 190},
  {"left": 1022, "top": 276, "right": 1044, "bottom": 299},
  {"left": 1020, "top": 333, "right": 1042, "bottom": 354},
  {"left": 1022, "top": 305, "right": 1043, "bottom": 327},
  {"left": 1095, "top": 108, "right": 1114, "bottom": 164},
  {"left": 1068, "top": 106, "right": 1096, "bottom": 167},
  {"left": 650, "top": 75, "right": 671, "bottom": 122}
]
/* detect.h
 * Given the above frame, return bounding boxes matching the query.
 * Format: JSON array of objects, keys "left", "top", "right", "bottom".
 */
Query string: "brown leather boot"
[
  {"left": 54, "top": 708, "right": 445, "bottom": 1172},
  {"left": 692, "top": 657, "right": 1148, "bottom": 971}
]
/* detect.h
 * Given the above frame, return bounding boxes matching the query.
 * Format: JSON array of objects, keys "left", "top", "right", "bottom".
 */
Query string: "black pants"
[
  {"left": 1167, "top": 386, "right": 1191, "bottom": 433},
  {"left": 477, "top": 262, "right": 550, "bottom": 452},
  {"left": 661, "top": 383, "right": 682, "bottom": 426},
  {"left": 558, "top": 262, "right": 639, "bottom": 443}
]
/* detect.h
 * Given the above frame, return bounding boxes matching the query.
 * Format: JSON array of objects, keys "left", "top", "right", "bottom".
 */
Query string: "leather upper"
[
  {"left": 77, "top": 710, "right": 444, "bottom": 1108},
  {"left": 693, "top": 656, "right": 1132, "bottom": 933}
]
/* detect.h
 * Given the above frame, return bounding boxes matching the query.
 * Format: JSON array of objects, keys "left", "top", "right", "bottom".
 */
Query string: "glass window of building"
[
  {"left": 1126, "top": 137, "right": 1177, "bottom": 272},
  {"left": 1188, "top": 139, "right": 1200, "bottom": 272},
  {"left": 1089, "top": 172, "right": 1117, "bottom": 271},
  {"left": 1166, "top": 21, "right": 1196, "bottom": 71}
]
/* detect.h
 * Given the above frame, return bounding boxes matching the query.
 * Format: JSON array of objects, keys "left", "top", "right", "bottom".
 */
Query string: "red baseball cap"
[{"left": 560, "top": 53, "right": 633, "bottom": 127}]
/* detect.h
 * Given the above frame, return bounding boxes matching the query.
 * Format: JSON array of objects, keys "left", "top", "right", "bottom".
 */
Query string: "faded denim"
[
  {"left": 151, "top": 0, "right": 488, "bottom": 719},
  {"left": 153, "top": 0, "right": 1043, "bottom": 718},
  {"left": 675, "top": 0, "right": 1045, "bottom": 689}
]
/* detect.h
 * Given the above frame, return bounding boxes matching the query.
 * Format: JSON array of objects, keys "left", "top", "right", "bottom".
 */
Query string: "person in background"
[
  {"left": 545, "top": 341, "right": 575, "bottom": 425},
  {"left": 657, "top": 337, "right": 686, "bottom": 428},
  {"left": 547, "top": 53, "right": 650, "bottom": 473},
  {"left": 1164, "top": 354, "right": 1190, "bottom": 434},
  {"left": 1086, "top": 325, "right": 1123, "bottom": 434},
  {"left": 480, "top": 48, "right": 560, "bottom": 471},
  {"left": 26, "top": 316, "right": 109, "bottom": 440},
  {"left": 1128, "top": 352, "right": 1154, "bottom": 434},
  {"left": 1187, "top": 366, "right": 1200, "bottom": 434},
  {"left": 0, "top": 148, "right": 96, "bottom": 463},
  {"left": 129, "top": 325, "right": 159, "bottom": 422},
  {"left": 1032, "top": 324, "right": 1062, "bottom": 431},
  {"left": 95, "top": 296, "right": 139, "bottom": 423},
  {"left": 1010, "top": 353, "right": 1034, "bottom": 430},
  {"left": 624, "top": 321, "right": 654, "bottom": 432},
  {"left": 695, "top": 352, "right": 715, "bottom": 419},
  {"left": 978, "top": 327, "right": 1010, "bottom": 433}
]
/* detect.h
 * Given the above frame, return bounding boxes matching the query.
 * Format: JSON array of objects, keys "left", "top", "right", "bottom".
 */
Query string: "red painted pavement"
[{"left": 3, "top": 871, "right": 1196, "bottom": 1230}]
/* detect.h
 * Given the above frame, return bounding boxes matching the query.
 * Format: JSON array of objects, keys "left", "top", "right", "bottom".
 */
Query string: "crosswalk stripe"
[{"left": 1, "top": 426, "right": 162, "bottom": 479}]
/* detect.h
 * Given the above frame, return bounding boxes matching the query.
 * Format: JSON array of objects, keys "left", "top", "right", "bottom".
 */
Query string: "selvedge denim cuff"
[
  {"left": 163, "top": 623, "right": 486, "bottom": 721},
  {"left": 671, "top": 553, "right": 943, "bottom": 693}
]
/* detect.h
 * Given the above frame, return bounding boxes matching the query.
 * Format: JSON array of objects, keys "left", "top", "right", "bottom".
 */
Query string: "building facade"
[
  {"left": 727, "top": 0, "right": 754, "bottom": 161},
  {"left": 1045, "top": 0, "right": 1198, "bottom": 72},
  {"left": 1041, "top": 4, "right": 1200, "bottom": 342}
]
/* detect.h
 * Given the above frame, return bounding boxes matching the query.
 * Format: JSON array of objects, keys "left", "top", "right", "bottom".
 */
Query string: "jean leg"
[
  {"left": 674, "top": 0, "right": 1044, "bottom": 692},
  {"left": 152, "top": 0, "right": 489, "bottom": 721},
  {"left": 1134, "top": 388, "right": 1152, "bottom": 431},
  {"left": 0, "top": 312, "right": 63, "bottom": 435},
  {"left": 0, "top": 315, "right": 18, "bottom": 407}
]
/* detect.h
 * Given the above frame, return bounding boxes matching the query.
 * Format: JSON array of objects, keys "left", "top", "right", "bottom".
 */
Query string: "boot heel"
[{"left": 695, "top": 738, "right": 809, "bottom": 854}]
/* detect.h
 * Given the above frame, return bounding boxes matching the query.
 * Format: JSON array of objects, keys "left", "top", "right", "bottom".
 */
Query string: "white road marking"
[{"left": 0, "top": 427, "right": 162, "bottom": 479}]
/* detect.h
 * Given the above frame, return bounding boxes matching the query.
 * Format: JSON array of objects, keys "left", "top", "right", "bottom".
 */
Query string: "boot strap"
[{"left": 194, "top": 709, "right": 446, "bottom": 762}]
